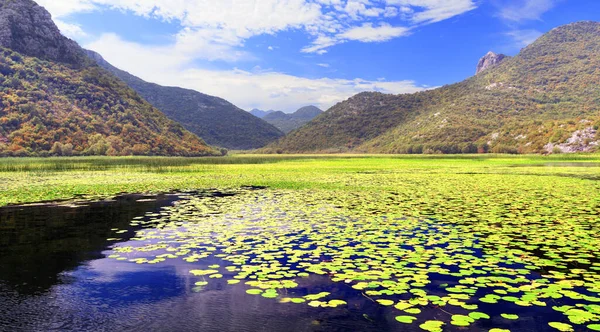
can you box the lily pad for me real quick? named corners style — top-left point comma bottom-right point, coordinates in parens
top-left (395, 316), bottom-right (417, 324)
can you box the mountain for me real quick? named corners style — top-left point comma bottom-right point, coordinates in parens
top-left (0, 0), bottom-right (219, 157)
top-left (0, 0), bottom-right (89, 67)
top-left (264, 22), bottom-right (600, 154)
top-left (250, 109), bottom-right (277, 118)
top-left (86, 51), bottom-right (284, 150)
top-left (293, 106), bottom-right (324, 119)
top-left (262, 106), bottom-right (323, 134)
top-left (476, 51), bottom-right (509, 75)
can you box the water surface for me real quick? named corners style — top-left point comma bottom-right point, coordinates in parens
top-left (1, 189), bottom-right (598, 332)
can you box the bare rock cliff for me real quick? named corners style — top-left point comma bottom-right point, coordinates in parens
top-left (0, 0), bottom-right (88, 66)
top-left (476, 51), bottom-right (509, 75)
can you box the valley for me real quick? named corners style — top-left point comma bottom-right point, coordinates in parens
top-left (1, 0), bottom-right (599, 331)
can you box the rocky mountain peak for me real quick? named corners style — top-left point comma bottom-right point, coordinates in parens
top-left (0, 0), bottom-right (88, 66)
top-left (476, 51), bottom-right (509, 75)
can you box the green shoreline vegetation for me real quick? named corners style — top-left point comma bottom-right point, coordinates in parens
top-left (0, 154), bottom-right (599, 206)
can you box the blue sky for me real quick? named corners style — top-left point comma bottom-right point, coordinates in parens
top-left (37, 0), bottom-right (600, 113)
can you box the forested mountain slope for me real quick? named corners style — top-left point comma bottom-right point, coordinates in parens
top-left (86, 51), bottom-right (284, 150)
top-left (265, 22), bottom-right (600, 154)
top-left (0, 0), bottom-right (218, 156)
top-left (262, 106), bottom-right (323, 134)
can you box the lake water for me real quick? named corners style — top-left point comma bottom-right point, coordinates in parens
top-left (0, 189), bottom-right (598, 332)
top-left (0, 192), bottom-right (398, 331)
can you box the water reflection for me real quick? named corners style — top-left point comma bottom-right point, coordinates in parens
top-left (0, 194), bottom-right (180, 295)
top-left (0, 193), bottom-right (403, 332)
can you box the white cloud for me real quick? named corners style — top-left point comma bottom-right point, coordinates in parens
top-left (384, 0), bottom-right (477, 24)
top-left (338, 23), bottom-right (409, 42)
top-left (301, 0), bottom-right (476, 53)
top-left (506, 29), bottom-right (543, 47)
top-left (35, 0), bottom-right (96, 18)
top-left (86, 35), bottom-right (427, 112)
top-left (55, 20), bottom-right (88, 39)
top-left (38, 0), bottom-right (473, 111)
top-left (493, 0), bottom-right (557, 48)
top-left (317, 63), bottom-right (330, 67)
top-left (38, 0), bottom-right (323, 60)
top-left (37, 0), bottom-right (478, 55)
top-left (301, 35), bottom-right (340, 54)
top-left (497, 0), bottom-right (557, 22)
top-left (38, 0), bottom-right (323, 34)
top-left (180, 68), bottom-right (426, 112)
top-left (383, 6), bottom-right (399, 17)
top-left (344, 0), bottom-right (383, 19)
top-left (302, 23), bottom-right (408, 53)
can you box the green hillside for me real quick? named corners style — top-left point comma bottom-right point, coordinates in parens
top-left (265, 22), bottom-right (600, 154)
top-left (86, 51), bottom-right (284, 150)
top-left (0, 0), bottom-right (218, 157)
top-left (0, 48), bottom-right (219, 156)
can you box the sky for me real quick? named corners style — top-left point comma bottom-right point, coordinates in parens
top-left (36, 0), bottom-right (600, 113)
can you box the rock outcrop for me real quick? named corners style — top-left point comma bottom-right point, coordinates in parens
top-left (476, 51), bottom-right (508, 75)
top-left (0, 0), bottom-right (88, 66)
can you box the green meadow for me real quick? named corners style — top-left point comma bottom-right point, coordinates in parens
top-left (1, 154), bottom-right (599, 206)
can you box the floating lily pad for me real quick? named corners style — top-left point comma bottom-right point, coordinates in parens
top-left (548, 322), bottom-right (573, 331)
top-left (395, 316), bottom-right (416, 324)
top-left (377, 299), bottom-right (394, 306)
top-left (419, 320), bottom-right (445, 332)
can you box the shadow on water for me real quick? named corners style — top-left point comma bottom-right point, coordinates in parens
top-left (0, 194), bottom-right (181, 295)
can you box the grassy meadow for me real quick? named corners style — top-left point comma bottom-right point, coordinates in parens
top-left (1, 154), bottom-right (599, 206)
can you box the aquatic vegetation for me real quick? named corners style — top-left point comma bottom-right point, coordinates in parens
top-left (1, 154), bottom-right (600, 206)
top-left (102, 179), bottom-right (600, 331)
top-left (2, 155), bottom-right (600, 330)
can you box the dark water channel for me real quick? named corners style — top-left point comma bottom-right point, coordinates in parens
top-left (0, 194), bottom-right (401, 332)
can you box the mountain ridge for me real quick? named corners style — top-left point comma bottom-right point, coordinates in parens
top-left (250, 109), bottom-right (277, 118)
top-left (0, 0), bottom-right (219, 156)
top-left (0, 0), bottom-right (89, 66)
top-left (85, 50), bottom-right (284, 150)
top-left (262, 106), bottom-right (323, 134)
top-left (264, 21), bottom-right (600, 154)
top-left (476, 51), bottom-right (509, 75)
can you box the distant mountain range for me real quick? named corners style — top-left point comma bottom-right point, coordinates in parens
top-left (264, 22), bottom-right (600, 154)
top-left (86, 51), bottom-right (284, 150)
top-left (0, 0), bottom-right (219, 156)
top-left (261, 106), bottom-right (323, 134)
top-left (1, 0), bottom-right (598, 156)
top-left (249, 109), bottom-right (277, 118)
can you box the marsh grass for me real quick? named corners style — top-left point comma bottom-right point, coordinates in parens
top-left (0, 154), bottom-right (599, 206)
top-left (1, 154), bottom-right (598, 173)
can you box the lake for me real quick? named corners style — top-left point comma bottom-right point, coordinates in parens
top-left (1, 186), bottom-right (599, 332)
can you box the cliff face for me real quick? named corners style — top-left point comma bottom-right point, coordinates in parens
top-left (476, 51), bottom-right (509, 75)
top-left (0, 0), bottom-right (89, 66)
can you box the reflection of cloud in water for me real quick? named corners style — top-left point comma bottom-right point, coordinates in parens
top-left (3, 259), bottom-right (399, 332)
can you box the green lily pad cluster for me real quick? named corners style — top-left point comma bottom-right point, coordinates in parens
top-left (107, 186), bottom-right (600, 331)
